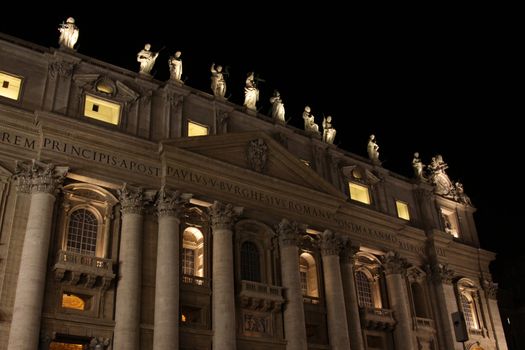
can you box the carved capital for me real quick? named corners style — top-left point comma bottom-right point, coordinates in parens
top-left (407, 266), bottom-right (426, 282)
top-left (277, 218), bottom-right (301, 246)
top-left (427, 263), bottom-right (455, 284)
top-left (14, 160), bottom-right (68, 195)
top-left (49, 61), bottom-right (75, 78)
top-left (320, 230), bottom-right (342, 256)
top-left (156, 186), bottom-right (192, 218)
top-left (382, 251), bottom-right (409, 275)
top-left (118, 183), bottom-right (145, 215)
top-left (208, 201), bottom-right (242, 231)
top-left (482, 279), bottom-right (498, 299)
top-left (340, 237), bottom-right (359, 264)
top-left (89, 337), bottom-right (111, 350)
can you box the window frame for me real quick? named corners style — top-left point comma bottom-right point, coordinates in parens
top-left (348, 181), bottom-right (371, 205)
top-left (395, 200), bottom-right (410, 221)
top-left (0, 70), bottom-right (24, 101)
top-left (83, 94), bottom-right (122, 126)
top-left (187, 120), bottom-right (209, 137)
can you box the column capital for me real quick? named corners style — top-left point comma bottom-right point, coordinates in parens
top-left (426, 263), bottom-right (455, 284)
top-left (208, 201), bottom-right (243, 230)
top-left (481, 278), bottom-right (498, 299)
top-left (382, 251), bottom-right (409, 276)
top-left (340, 237), bottom-right (359, 264)
top-left (320, 230), bottom-right (342, 256)
top-left (276, 218), bottom-right (301, 246)
top-left (118, 183), bottom-right (146, 215)
top-left (14, 160), bottom-right (68, 194)
top-left (156, 186), bottom-right (192, 218)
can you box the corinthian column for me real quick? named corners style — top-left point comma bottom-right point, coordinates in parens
top-left (208, 201), bottom-right (242, 350)
top-left (153, 188), bottom-right (192, 350)
top-left (277, 219), bottom-right (307, 350)
top-left (383, 251), bottom-right (416, 350)
top-left (113, 184), bottom-right (146, 350)
top-left (8, 161), bottom-right (68, 350)
top-left (341, 239), bottom-right (365, 350)
top-left (320, 231), bottom-right (351, 350)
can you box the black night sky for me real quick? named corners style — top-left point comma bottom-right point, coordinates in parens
top-left (0, 6), bottom-right (520, 262)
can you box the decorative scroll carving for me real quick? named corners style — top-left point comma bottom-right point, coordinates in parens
top-left (14, 160), bottom-right (68, 194)
top-left (382, 251), bottom-right (409, 275)
top-left (276, 218), bottom-right (301, 246)
top-left (320, 230), bottom-right (342, 256)
top-left (208, 201), bottom-right (242, 230)
top-left (156, 186), bottom-right (192, 218)
top-left (118, 183), bottom-right (145, 215)
top-left (427, 263), bottom-right (455, 284)
top-left (49, 61), bottom-right (76, 78)
top-left (247, 138), bottom-right (268, 173)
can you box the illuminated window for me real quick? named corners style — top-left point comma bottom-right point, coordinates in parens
top-left (61, 293), bottom-right (85, 310)
top-left (49, 343), bottom-right (84, 350)
top-left (349, 182), bottom-right (370, 204)
top-left (460, 293), bottom-right (479, 330)
top-left (396, 200), bottom-right (410, 220)
top-left (0, 71), bottom-right (22, 100)
top-left (84, 95), bottom-right (120, 125)
top-left (299, 253), bottom-right (319, 298)
top-left (67, 209), bottom-right (98, 256)
top-left (355, 270), bottom-right (373, 307)
top-left (181, 313), bottom-right (187, 323)
top-left (188, 121), bottom-right (209, 137)
top-left (182, 227), bottom-right (204, 284)
top-left (441, 208), bottom-right (459, 238)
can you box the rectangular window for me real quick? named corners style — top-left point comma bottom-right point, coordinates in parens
top-left (300, 271), bottom-right (308, 295)
top-left (0, 71), bottom-right (22, 100)
top-left (182, 248), bottom-right (195, 276)
top-left (349, 182), bottom-right (370, 204)
top-left (396, 200), bottom-right (410, 220)
top-left (188, 120), bottom-right (209, 136)
top-left (84, 95), bottom-right (120, 125)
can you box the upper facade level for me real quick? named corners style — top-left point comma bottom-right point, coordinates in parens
top-left (0, 32), bottom-right (479, 248)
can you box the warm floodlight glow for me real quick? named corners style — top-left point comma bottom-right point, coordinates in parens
top-left (84, 95), bottom-right (120, 125)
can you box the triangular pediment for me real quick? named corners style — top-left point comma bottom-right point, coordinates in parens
top-left (162, 132), bottom-right (344, 198)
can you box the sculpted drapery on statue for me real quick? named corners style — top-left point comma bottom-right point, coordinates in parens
top-left (302, 106), bottom-right (320, 135)
top-left (322, 116), bottom-right (336, 144)
top-left (168, 51), bottom-right (183, 81)
top-left (137, 43), bottom-right (159, 75)
top-left (427, 154), bottom-right (453, 196)
top-left (210, 63), bottom-right (227, 97)
top-left (243, 72), bottom-right (259, 110)
top-left (269, 90), bottom-right (285, 123)
top-left (58, 17), bottom-right (79, 49)
top-left (412, 152), bottom-right (426, 181)
top-left (367, 134), bottom-right (380, 164)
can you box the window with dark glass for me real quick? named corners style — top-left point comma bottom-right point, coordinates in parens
top-left (66, 209), bottom-right (98, 255)
top-left (240, 241), bottom-right (261, 282)
top-left (356, 270), bottom-right (374, 307)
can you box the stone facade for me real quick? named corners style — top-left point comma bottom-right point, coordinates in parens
top-left (0, 33), bottom-right (508, 350)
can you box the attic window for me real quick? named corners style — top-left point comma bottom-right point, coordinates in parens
top-left (188, 121), bottom-right (209, 137)
top-left (349, 182), bottom-right (370, 205)
top-left (395, 200), bottom-right (410, 220)
top-left (84, 95), bottom-right (120, 125)
top-left (0, 71), bottom-right (22, 100)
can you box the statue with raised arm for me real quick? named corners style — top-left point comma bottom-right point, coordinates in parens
top-left (244, 72), bottom-right (259, 110)
top-left (367, 134), bottom-right (380, 164)
top-left (210, 63), bottom-right (226, 97)
top-left (302, 106), bottom-right (320, 135)
top-left (412, 152), bottom-right (426, 181)
top-left (137, 43), bottom-right (159, 75)
top-left (168, 51), bottom-right (183, 81)
top-left (269, 90), bottom-right (285, 123)
top-left (322, 116), bottom-right (336, 144)
top-left (58, 17), bottom-right (79, 49)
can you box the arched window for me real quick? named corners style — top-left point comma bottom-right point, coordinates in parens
top-left (411, 282), bottom-right (429, 318)
top-left (460, 293), bottom-right (479, 330)
top-left (241, 241), bottom-right (261, 282)
top-left (299, 252), bottom-right (319, 297)
top-left (182, 227), bottom-right (204, 280)
top-left (356, 270), bottom-right (374, 308)
top-left (67, 209), bottom-right (98, 256)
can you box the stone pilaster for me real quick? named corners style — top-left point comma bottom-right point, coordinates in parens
top-left (383, 251), bottom-right (417, 350)
top-left (320, 230), bottom-right (351, 350)
top-left (277, 219), bottom-right (308, 350)
top-left (153, 188), bottom-right (192, 350)
top-left (341, 239), bottom-right (365, 350)
top-left (8, 161), bottom-right (68, 350)
top-left (113, 184), bottom-right (146, 350)
top-left (208, 201), bottom-right (242, 350)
